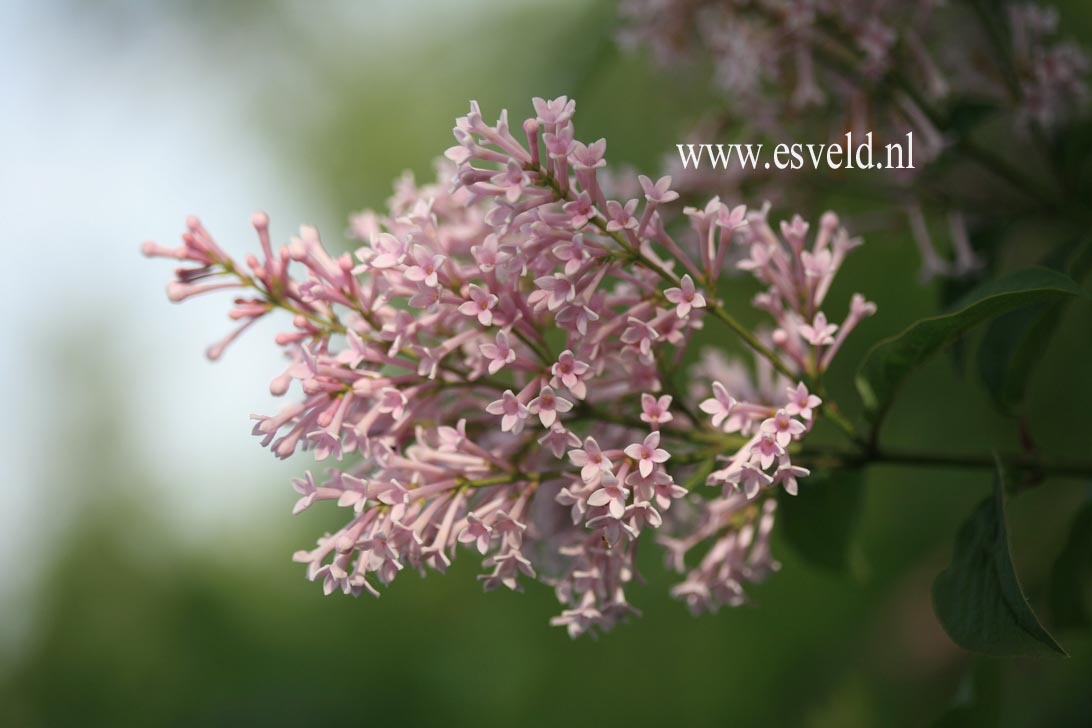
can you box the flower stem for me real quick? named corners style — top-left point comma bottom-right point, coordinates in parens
top-left (705, 302), bottom-right (796, 380)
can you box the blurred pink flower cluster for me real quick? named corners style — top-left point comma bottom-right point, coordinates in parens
top-left (619, 0), bottom-right (1088, 135)
top-left (620, 1), bottom-right (1089, 284)
top-left (145, 97), bottom-right (873, 636)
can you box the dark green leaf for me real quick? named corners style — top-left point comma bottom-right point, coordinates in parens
top-left (977, 234), bottom-right (1092, 413)
top-left (777, 468), bottom-right (864, 573)
top-left (937, 274), bottom-right (984, 377)
top-left (977, 302), bottom-right (1062, 413)
top-left (937, 224), bottom-right (998, 376)
top-left (932, 460), bottom-right (1067, 656)
top-left (1049, 501), bottom-right (1092, 631)
top-left (931, 659), bottom-right (1002, 728)
top-left (857, 267), bottom-right (1085, 423)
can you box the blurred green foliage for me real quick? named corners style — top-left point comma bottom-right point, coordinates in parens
top-left (3, 1), bottom-right (1092, 725)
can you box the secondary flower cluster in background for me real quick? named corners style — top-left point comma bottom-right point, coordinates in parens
top-left (620, 0), bottom-right (1088, 132)
top-left (144, 96), bottom-right (874, 636)
top-left (619, 0), bottom-right (1090, 282)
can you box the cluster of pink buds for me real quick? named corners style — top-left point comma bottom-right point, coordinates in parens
top-left (734, 205), bottom-right (877, 378)
top-left (144, 96), bottom-right (874, 636)
top-left (690, 205), bottom-right (875, 539)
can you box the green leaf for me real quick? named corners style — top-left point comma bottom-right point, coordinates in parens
top-left (937, 269), bottom-right (989, 377)
top-left (777, 468), bottom-right (864, 573)
top-left (932, 460), bottom-right (1067, 656)
top-left (1049, 501), bottom-right (1092, 631)
top-left (857, 267), bottom-right (1085, 423)
top-left (937, 222), bottom-right (1002, 377)
top-left (931, 660), bottom-right (1001, 728)
top-left (977, 235), bottom-right (1092, 413)
top-left (977, 301), bottom-right (1062, 412)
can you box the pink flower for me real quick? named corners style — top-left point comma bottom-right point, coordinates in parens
top-left (699, 381), bottom-right (736, 428)
top-left (761, 410), bottom-right (806, 447)
top-left (458, 512), bottom-right (493, 555)
top-left (493, 510), bottom-right (528, 545)
top-left (551, 350), bottom-right (590, 399)
top-left (491, 160), bottom-right (528, 204)
top-left (638, 174), bottom-right (679, 204)
top-left (801, 248), bottom-right (833, 280)
top-left (784, 383), bottom-right (821, 420)
top-left (621, 317), bottom-right (659, 357)
top-left (624, 432), bottom-right (671, 478)
top-left (556, 483), bottom-right (588, 525)
top-left (458, 283), bottom-right (499, 326)
top-left (752, 433), bottom-right (785, 470)
top-left (775, 459), bottom-right (810, 496)
top-left (403, 244), bottom-right (447, 287)
top-left (568, 437), bottom-right (613, 482)
top-left (480, 330), bottom-right (517, 374)
top-left (570, 138), bottom-right (606, 169)
top-left (532, 95), bottom-right (576, 126)
top-left (562, 195), bottom-right (595, 229)
top-left (713, 203), bottom-right (747, 232)
top-left (799, 312), bottom-right (838, 346)
top-left (640, 393), bottom-right (674, 427)
top-left (850, 293), bottom-right (878, 319)
top-left (485, 390), bottom-right (528, 433)
top-left (539, 424), bottom-right (580, 458)
top-left (471, 234), bottom-right (500, 272)
top-left (554, 233), bottom-right (591, 276)
top-left (530, 274), bottom-right (576, 311)
top-left (369, 232), bottom-right (406, 268)
top-left (735, 463), bottom-right (775, 499)
top-left (336, 329), bottom-right (369, 368)
top-left (408, 283), bottom-right (440, 310)
top-left (544, 125), bottom-right (575, 159)
top-left (376, 387), bottom-right (408, 420)
top-left (437, 419), bottom-right (468, 451)
top-left (649, 472), bottom-right (687, 510)
top-left (586, 472), bottom-right (630, 518)
top-left (664, 274), bottom-right (707, 318)
top-left (604, 199), bottom-right (639, 231)
top-left (527, 385), bottom-right (573, 428)
top-left (625, 499), bottom-right (663, 529)
top-left (736, 242), bottom-right (772, 273)
top-left (480, 549), bottom-right (536, 592)
top-left (555, 302), bottom-right (598, 336)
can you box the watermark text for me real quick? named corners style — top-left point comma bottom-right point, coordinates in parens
top-left (676, 132), bottom-right (915, 172)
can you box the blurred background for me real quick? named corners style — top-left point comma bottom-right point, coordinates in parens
top-left (1, 1), bottom-right (1090, 725)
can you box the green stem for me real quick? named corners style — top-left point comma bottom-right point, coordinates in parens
top-left (706, 302), bottom-right (797, 381)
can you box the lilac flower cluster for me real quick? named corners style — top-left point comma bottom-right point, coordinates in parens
top-left (619, 0), bottom-right (949, 157)
top-left (144, 97), bottom-right (874, 636)
top-left (619, 0), bottom-right (1089, 135)
top-left (620, 1), bottom-right (1089, 285)
top-left (1007, 3), bottom-right (1091, 128)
